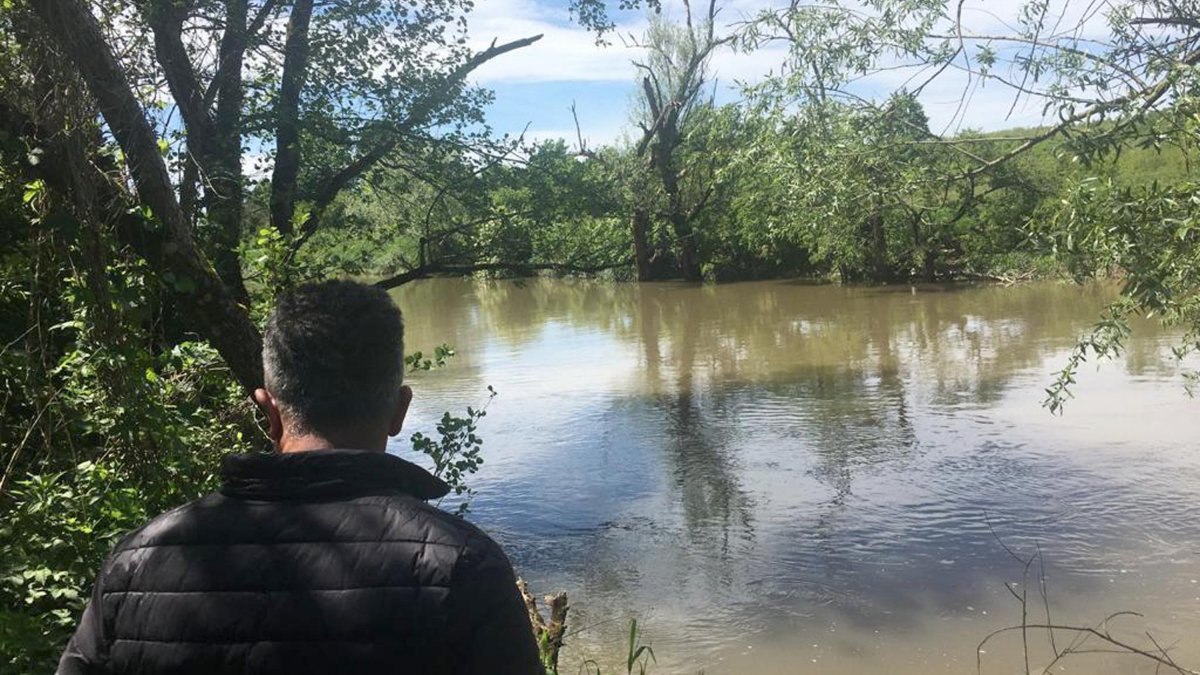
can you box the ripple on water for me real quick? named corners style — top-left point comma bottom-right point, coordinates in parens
top-left (391, 279), bottom-right (1200, 674)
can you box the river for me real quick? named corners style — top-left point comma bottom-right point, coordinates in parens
top-left (388, 278), bottom-right (1200, 674)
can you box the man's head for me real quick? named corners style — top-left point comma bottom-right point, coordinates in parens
top-left (254, 280), bottom-right (411, 453)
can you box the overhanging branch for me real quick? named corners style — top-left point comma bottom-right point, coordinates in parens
top-left (290, 33), bottom-right (544, 251)
top-left (373, 259), bottom-right (627, 290)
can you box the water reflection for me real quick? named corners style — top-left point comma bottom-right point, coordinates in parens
top-left (398, 280), bottom-right (1161, 395)
top-left (391, 279), bottom-right (1200, 674)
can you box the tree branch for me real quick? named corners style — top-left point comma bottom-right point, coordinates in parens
top-left (268, 0), bottom-right (315, 235)
top-left (290, 33), bottom-right (544, 250)
top-left (373, 259), bottom-right (628, 290)
top-left (147, 6), bottom-right (217, 163)
top-left (202, 0), bottom-right (280, 108)
top-left (0, 97), bottom-right (264, 394)
top-left (963, 43), bottom-right (1200, 179)
top-left (1129, 16), bottom-right (1200, 31)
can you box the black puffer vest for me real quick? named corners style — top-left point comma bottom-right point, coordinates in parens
top-left (57, 450), bottom-right (542, 675)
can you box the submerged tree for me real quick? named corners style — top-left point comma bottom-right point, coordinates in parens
top-left (626, 0), bottom-right (730, 281)
top-left (570, 0), bottom-right (732, 281)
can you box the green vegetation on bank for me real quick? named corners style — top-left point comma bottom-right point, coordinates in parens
top-left (304, 94), bottom-right (1197, 289)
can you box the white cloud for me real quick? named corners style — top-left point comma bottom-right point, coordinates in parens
top-left (466, 0), bottom-right (786, 86)
top-left (472, 0), bottom-right (1128, 136)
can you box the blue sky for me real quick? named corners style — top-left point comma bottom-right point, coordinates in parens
top-left (464, 0), bottom-right (1103, 145)
top-left (468, 0), bottom-right (800, 145)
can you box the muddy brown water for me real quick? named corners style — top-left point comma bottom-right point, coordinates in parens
top-left (389, 278), bottom-right (1200, 674)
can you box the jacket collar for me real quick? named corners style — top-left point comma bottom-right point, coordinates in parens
top-left (219, 449), bottom-right (450, 502)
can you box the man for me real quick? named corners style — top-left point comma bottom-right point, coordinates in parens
top-left (58, 280), bottom-right (543, 674)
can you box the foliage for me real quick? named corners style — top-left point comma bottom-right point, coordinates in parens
top-left (2, 462), bottom-right (152, 671)
top-left (405, 344), bottom-right (457, 372)
top-left (410, 388), bottom-right (496, 515)
top-left (734, 0), bottom-right (1200, 399)
top-left (568, 0), bottom-right (662, 38)
top-left (0, 228), bottom-right (253, 672)
top-left (1042, 300), bottom-right (1136, 414)
top-left (1040, 175), bottom-right (1200, 409)
top-left (405, 346), bottom-right (494, 515)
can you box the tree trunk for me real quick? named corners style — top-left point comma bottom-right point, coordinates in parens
top-left (866, 207), bottom-right (889, 283)
top-left (631, 208), bottom-right (654, 281)
top-left (651, 125), bottom-right (703, 282)
top-left (669, 211), bottom-right (702, 282)
top-left (20, 0), bottom-right (264, 393)
top-left (269, 0), bottom-right (315, 236)
top-left (909, 212), bottom-right (937, 282)
top-left (209, 0), bottom-right (249, 304)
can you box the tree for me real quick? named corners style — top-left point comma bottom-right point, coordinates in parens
top-left (737, 91), bottom-right (1025, 282)
top-left (1, 4), bottom-right (546, 665)
top-left (2, 0), bottom-right (541, 392)
top-left (570, 0), bottom-right (730, 281)
top-left (629, 1), bottom-right (729, 281)
top-left (305, 138), bottom-right (632, 288)
top-left (741, 0), bottom-right (1200, 399)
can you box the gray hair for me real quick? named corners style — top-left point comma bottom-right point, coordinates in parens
top-left (262, 280), bottom-right (404, 434)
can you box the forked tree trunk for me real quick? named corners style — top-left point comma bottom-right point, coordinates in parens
top-left (22, 0), bottom-right (265, 393)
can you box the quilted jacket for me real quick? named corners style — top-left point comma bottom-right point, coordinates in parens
top-left (56, 449), bottom-right (543, 675)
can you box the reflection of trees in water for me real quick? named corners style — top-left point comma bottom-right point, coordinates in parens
top-left (394, 277), bottom-right (1182, 544)
top-left (395, 278), bottom-right (1182, 533)
top-left (393, 279), bottom-right (642, 372)
top-left (394, 278), bottom-right (1177, 404)
top-left (636, 285), bottom-right (664, 392)
top-left (653, 388), bottom-right (755, 558)
top-left (782, 361), bottom-right (917, 587)
top-left (394, 277), bottom-right (1175, 561)
top-left (641, 284), bottom-right (755, 565)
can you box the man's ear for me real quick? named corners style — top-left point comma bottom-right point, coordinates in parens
top-left (253, 388), bottom-right (284, 444)
top-left (388, 385), bottom-right (413, 437)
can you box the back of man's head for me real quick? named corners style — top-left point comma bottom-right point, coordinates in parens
top-left (263, 280), bottom-right (404, 436)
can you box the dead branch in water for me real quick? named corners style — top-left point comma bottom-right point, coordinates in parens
top-left (980, 515), bottom-right (1197, 674)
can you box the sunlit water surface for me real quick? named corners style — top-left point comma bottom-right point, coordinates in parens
top-left (388, 279), bottom-right (1200, 674)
